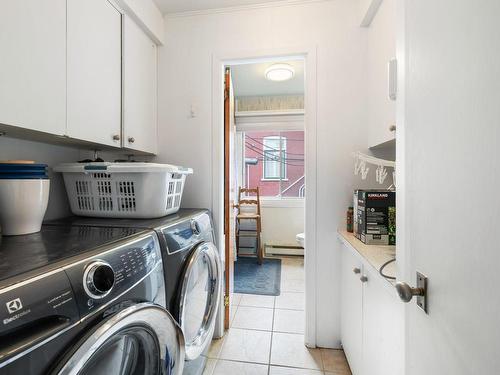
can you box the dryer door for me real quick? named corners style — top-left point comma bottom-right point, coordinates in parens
top-left (53, 303), bottom-right (185, 375)
top-left (178, 241), bottom-right (222, 361)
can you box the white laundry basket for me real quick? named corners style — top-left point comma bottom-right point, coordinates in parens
top-left (54, 162), bottom-right (193, 218)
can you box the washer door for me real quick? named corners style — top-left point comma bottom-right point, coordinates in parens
top-left (178, 242), bottom-right (222, 361)
top-left (53, 303), bottom-right (185, 375)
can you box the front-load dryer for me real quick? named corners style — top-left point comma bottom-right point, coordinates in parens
top-left (46, 209), bottom-right (222, 375)
top-left (0, 225), bottom-right (184, 375)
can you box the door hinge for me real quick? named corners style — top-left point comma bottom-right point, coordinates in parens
top-left (224, 295), bottom-right (230, 307)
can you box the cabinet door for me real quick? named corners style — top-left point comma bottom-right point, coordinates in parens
top-left (340, 246), bottom-right (363, 375)
top-left (67, 0), bottom-right (122, 147)
top-left (122, 15), bottom-right (158, 154)
top-left (362, 267), bottom-right (404, 375)
top-left (0, 0), bottom-right (66, 135)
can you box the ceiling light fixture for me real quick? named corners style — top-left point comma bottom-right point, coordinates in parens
top-left (265, 63), bottom-right (295, 82)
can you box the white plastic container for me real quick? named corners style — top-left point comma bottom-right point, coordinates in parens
top-left (54, 162), bottom-right (193, 218)
top-left (0, 179), bottom-right (50, 235)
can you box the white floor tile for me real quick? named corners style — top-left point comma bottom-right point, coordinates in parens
top-left (207, 337), bottom-right (225, 359)
top-left (281, 277), bottom-right (305, 293)
top-left (202, 358), bottom-right (217, 375)
top-left (269, 366), bottom-right (323, 375)
top-left (280, 257), bottom-right (304, 267)
top-left (270, 333), bottom-right (322, 370)
top-left (212, 360), bottom-right (268, 375)
top-left (232, 306), bottom-right (274, 331)
top-left (232, 293), bottom-right (244, 306)
top-left (229, 305), bottom-right (238, 327)
top-left (219, 328), bottom-right (272, 364)
top-left (281, 264), bottom-right (304, 279)
top-left (240, 294), bottom-right (276, 308)
top-left (275, 292), bottom-right (304, 310)
top-left (273, 309), bottom-right (305, 334)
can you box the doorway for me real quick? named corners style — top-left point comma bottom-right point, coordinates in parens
top-left (223, 58), bottom-right (307, 338)
top-left (210, 47), bottom-right (318, 350)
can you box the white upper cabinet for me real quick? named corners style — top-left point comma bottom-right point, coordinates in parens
top-left (67, 0), bottom-right (122, 147)
top-left (365, 0), bottom-right (396, 148)
top-left (0, 0), bottom-right (66, 135)
top-left (122, 15), bottom-right (158, 154)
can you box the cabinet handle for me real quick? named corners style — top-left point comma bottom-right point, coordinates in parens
top-left (353, 268), bottom-right (361, 274)
top-left (128, 137), bottom-right (135, 144)
top-left (112, 134), bottom-right (120, 141)
top-left (360, 275), bottom-right (368, 283)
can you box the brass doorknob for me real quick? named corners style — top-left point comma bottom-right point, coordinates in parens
top-left (395, 282), bottom-right (425, 303)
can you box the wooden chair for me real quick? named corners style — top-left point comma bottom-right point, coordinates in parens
top-left (235, 187), bottom-right (264, 265)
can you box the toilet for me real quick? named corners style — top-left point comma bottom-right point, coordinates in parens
top-left (296, 233), bottom-right (305, 248)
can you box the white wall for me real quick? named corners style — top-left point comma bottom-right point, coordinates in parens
top-left (261, 204), bottom-right (304, 247)
top-left (157, 0), bottom-right (370, 347)
top-left (115, 0), bottom-right (165, 44)
top-left (366, 0), bottom-right (396, 147)
top-left (0, 137), bottom-right (79, 220)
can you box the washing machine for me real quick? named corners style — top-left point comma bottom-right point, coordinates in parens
top-left (0, 225), bottom-right (184, 375)
top-left (45, 209), bottom-right (222, 375)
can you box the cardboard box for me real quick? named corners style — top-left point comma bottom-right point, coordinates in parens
top-left (356, 190), bottom-right (396, 245)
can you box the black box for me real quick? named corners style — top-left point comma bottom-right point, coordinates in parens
top-left (355, 190), bottom-right (396, 245)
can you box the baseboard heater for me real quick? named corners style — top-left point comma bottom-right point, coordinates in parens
top-left (265, 243), bottom-right (304, 256)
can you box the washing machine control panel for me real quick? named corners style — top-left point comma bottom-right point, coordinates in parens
top-left (65, 232), bottom-right (163, 315)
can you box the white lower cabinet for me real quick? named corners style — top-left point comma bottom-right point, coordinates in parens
top-left (340, 248), bottom-right (364, 375)
top-left (340, 243), bottom-right (404, 375)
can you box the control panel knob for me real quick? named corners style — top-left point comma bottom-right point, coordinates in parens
top-left (84, 261), bottom-right (115, 299)
top-left (190, 219), bottom-right (201, 235)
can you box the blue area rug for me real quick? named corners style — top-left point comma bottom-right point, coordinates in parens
top-left (234, 257), bottom-right (281, 296)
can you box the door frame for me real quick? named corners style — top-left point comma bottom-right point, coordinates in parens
top-left (210, 45), bottom-right (318, 346)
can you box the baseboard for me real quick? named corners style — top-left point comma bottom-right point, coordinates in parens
top-left (265, 244), bottom-right (304, 256)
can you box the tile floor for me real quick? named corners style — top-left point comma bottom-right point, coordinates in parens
top-left (203, 257), bottom-right (352, 375)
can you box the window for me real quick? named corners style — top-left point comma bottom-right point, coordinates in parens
top-left (242, 130), bottom-right (304, 198)
top-left (263, 136), bottom-right (287, 180)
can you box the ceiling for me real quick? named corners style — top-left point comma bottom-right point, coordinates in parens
top-left (230, 60), bottom-right (304, 97)
top-left (153, 0), bottom-right (288, 14)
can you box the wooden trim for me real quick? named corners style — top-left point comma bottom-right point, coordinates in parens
top-left (223, 67), bottom-right (231, 330)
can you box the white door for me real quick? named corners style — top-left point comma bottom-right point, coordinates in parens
top-left (67, 0), bottom-right (122, 147)
top-left (122, 15), bottom-right (158, 154)
top-left (0, 0), bottom-right (66, 135)
top-left (399, 1), bottom-right (500, 373)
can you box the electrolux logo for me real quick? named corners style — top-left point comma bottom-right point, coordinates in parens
top-left (6, 298), bottom-right (23, 314)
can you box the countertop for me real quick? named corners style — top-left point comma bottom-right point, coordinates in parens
top-left (338, 229), bottom-right (397, 285)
